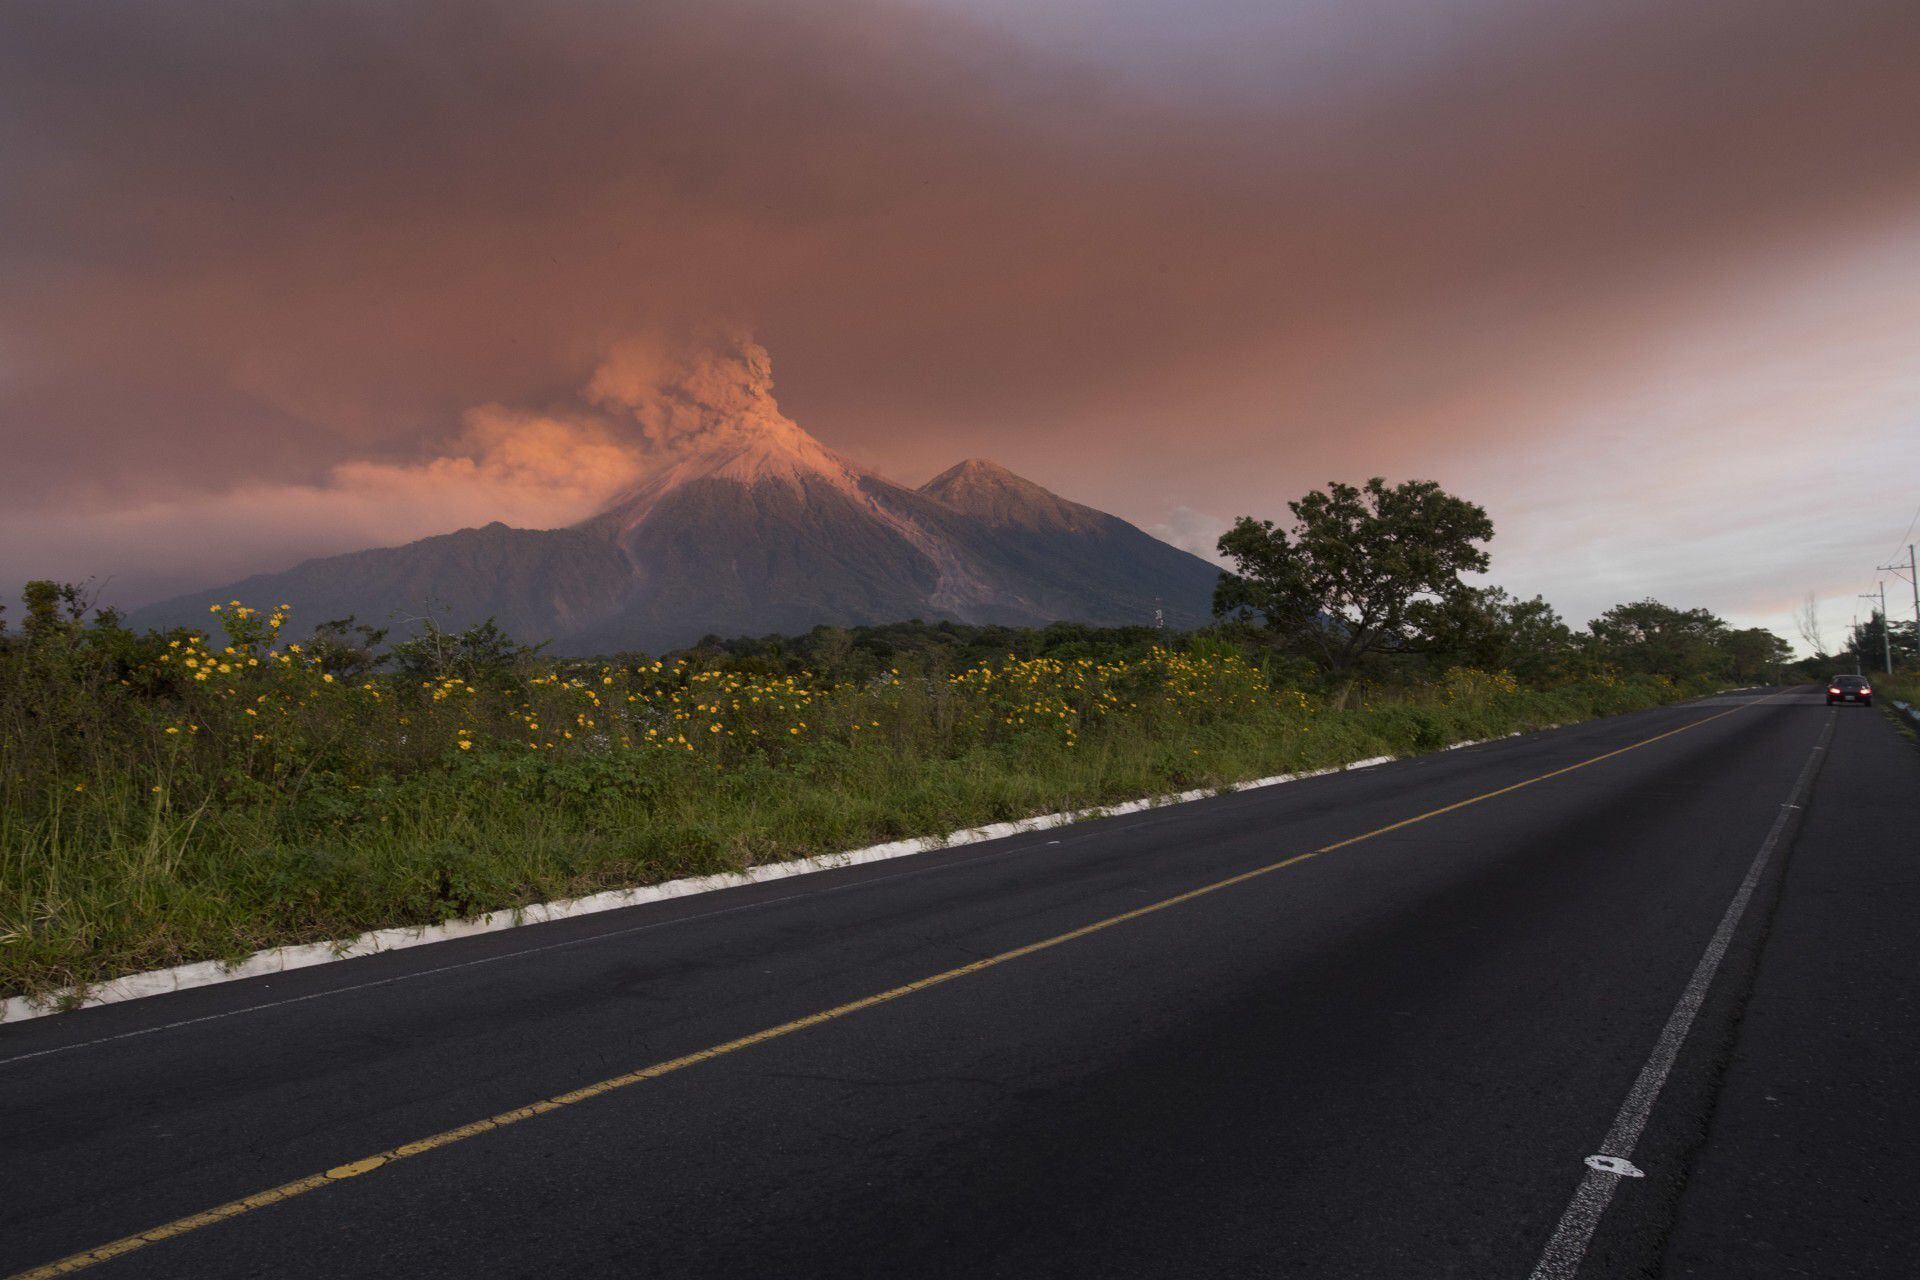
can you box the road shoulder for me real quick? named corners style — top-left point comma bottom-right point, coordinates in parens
top-left (1658, 709), bottom-right (1920, 1277)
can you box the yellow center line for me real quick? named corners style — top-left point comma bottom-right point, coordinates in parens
top-left (9, 699), bottom-right (1761, 1280)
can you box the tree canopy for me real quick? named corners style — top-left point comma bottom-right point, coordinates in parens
top-left (1408, 586), bottom-right (1572, 679)
top-left (1212, 477), bottom-right (1494, 680)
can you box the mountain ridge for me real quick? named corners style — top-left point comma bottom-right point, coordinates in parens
top-left (130, 341), bottom-right (1222, 652)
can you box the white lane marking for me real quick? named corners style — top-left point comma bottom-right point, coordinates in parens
top-left (1583, 1155), bottom-right (1643, 1178)
top-left (1526, 711), bottom-right (1835, 1280)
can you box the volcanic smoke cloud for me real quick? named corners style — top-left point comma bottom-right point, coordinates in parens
top-left (0, 330), bottom-right (849, 602)
top-left (589, 331), bottom-right (790, 456)
top-left (2, 0), bottom-right (1919, 634)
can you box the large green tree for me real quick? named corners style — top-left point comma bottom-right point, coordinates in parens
top-left (1586, 599), bottom-right (1727, 677)
top-left (1719, 627), bottom-right (1794, 683)
top-left (1844, 610), bottom-right (1917, 673)
top-left (1213, 478), bottom-right (1494, 690)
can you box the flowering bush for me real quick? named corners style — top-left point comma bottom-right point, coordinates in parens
top-left (0, 601), bottom-right (1705, 998)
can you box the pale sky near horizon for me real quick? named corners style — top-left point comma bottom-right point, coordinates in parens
top-left (3, 0), bottom-right (1917, 650)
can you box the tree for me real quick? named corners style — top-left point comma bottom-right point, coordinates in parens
top-left (20, 579), bottom-right (84, 643)
top-left (1794, 593), bottom-right (1828, 660)
top-left (390, 618), bottom-right (543, 683)
top-left (1844, 610), bottom-right (1916, 673)
top-left (308, 616), bottom-right (390, 679)
top-left (1410, 585), bottom-right (1573, 678)
top-left (1213, 478), bottom-right (1493, 695)
top-left (1719, 627), bottom-right (1793, 684)
top-left (1587, 600), bottom-right (1727, 677)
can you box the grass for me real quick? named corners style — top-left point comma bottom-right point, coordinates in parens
top-left (0, 608), bottom-right (1711, 1001)
top-left (1873, 671), bottom-right (1919, 701)
top-left (1873, 672), bottom-right (1920, 732)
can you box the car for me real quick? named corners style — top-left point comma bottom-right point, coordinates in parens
top-left (1826, 675), bottom-right (1873, 706)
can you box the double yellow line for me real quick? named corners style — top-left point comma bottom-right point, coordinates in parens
top-left (11, 701), bottom-right (1753, 1279)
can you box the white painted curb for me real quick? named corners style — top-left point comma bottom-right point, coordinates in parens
top-left (2, 753), bottom-right (1417, 1024)
top-left (17, 691), bottom-right (1748, 1025)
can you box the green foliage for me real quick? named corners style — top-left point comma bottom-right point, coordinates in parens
top-left (1587, 599), bottom-right (1791, 684)
top-left (1213, 477), bottom-right (1494, 679)
top-left (1588, 599), bottom-right (1726, 675)
top-left (308, 616), bottom-right (390, 679)
top-left (1410, 586), bottom-right (1574, 679)
top-left (21, 579), bottom-right (87, 642)
top-left (1718, 626), bottom-right (1795, 683)
top-left (1206, 480), bottom-right (1792, 692)
top-left (1842, 611), bottom-right (1918, 675)
top-left (659, 618), bottom-right (1177, 682)
top-left (389, 617), bottom-right (544, 682)
top-left (0, 579), bottom-right (1721, 1001)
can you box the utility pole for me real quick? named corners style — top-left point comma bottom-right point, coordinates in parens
top-left (1875, 544), bottom-right (1919, 671)
top-left (1883, 580), bottom-right (1894, 675)
top-left (1859, 585), bottom-right (1892, 675)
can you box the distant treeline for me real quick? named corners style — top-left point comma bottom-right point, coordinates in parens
top-left (0, 580), bottom-right (1797, 694)
top-left (4, 477), bottom-right (1827, 693)
top-left (630, 596), bottom-right (1795, 691)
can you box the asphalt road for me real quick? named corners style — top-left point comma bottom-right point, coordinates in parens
top-left (3, 687), bottom-right (1916, 1279)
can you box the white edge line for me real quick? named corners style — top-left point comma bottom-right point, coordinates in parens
top-left (16, 688), bottom-right (1761, 1026)
top-left (4, 750), bottom-right (1427, 1024)
top-left (1525, 708), bottom-right (1833, 1280)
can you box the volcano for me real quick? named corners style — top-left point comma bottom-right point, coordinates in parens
top-left (130, 341), bottom-right (1222, 652)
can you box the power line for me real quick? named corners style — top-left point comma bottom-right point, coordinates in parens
top-left (1891, 500), bottom-right (1920, 563)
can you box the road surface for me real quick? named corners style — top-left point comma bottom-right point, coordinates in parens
top-left (3, 687), bottom-right (1916, 1278)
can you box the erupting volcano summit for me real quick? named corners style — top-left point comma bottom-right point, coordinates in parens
top-left (132, 339), bottom-right (1223, 651)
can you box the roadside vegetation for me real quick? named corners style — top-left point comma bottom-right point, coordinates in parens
top-left (0, 479), bottom-right (1807, 1000)
top-left (1870, 671), bottom-right (1920, 708)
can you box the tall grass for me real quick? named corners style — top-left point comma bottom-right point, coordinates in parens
top-left (1874, 671), bottom-right (1920, 708)
top-left (0, 606), bottom-right (1704, 999)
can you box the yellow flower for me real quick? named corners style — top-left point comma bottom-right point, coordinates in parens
top-left (165, 726), bottom-right (180, 734)
top-left (458, 740), bottom-right (472, 750)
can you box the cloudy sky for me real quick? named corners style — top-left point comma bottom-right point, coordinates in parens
top-left (4, 0), bottom-right (1917, 648)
